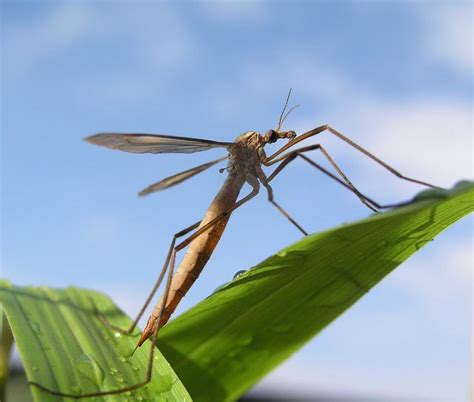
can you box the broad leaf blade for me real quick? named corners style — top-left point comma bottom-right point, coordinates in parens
top-left (159, 181), bottom-right (473, 402)
top-left (0, 284), bottom-right (191, 402)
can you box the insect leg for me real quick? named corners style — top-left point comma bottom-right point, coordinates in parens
top-left (265, 144), bottom-right (404, 211)
top-left (29, 232), bottom-right (180, 399)
top-left (31, 181), bottom-right (260, 398)
top-left (264, 124), bottom-right (440, 189)
top-left (254, 165), bottom-right (308, 235)
top-left (90, 220), bottom-right (202, 335)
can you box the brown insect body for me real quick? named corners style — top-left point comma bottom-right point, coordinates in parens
top-left (138, 131), bottom-right (268, 345)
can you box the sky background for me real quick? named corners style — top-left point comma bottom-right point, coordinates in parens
top-left (1, 1), bottom-right (472, 401)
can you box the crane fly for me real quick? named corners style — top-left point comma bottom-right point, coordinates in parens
top-left (30, 91), bottom-right (438, 398)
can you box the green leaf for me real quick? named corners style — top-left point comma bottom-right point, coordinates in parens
top-left (0, 284), bottom-right (191, 402)
top-left (158, 181), bottom-right (474, 402)
top-left (1, 309), bottom-right (14, 401)
top-left (2, 182), bottom-right (472, 402)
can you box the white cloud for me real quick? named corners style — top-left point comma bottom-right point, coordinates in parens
top-left (420, 3), bottom-right (473, 75)
top-left (349, 98), bottom-right (473, 196)
top-left (3, 3), bottom-right (95, 70)
top-left (390, 237), bottom-right (472, 317)
top-left (253, 358), bottom-right (433, 400)
top-left (130, 7), bottom-right (199, 71)
top-left (4, 3), bottom-right (199, 78)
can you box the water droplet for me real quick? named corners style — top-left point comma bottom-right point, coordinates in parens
top-left (233, 270), bottom-right (246, 280)
top-left (32, 366), bottom-right (39, 372)
top-left (109, 367), bottom-right (119, 376)
top-left (154, 374), bottom-right (173, 393)
top-left (114, 332), bottom-right (122, 339)
top-left (277, 250), bottom-right (288, 257)
top-left (124, 391), bottom-right (131, 396)
top-left (133, 366), bottom-right (140, 372)
top-left (76, 354), bottom-right (105, 385)
top-left (237, 334), bottom-right (253, 346)
top-left (117, 376), bottom-right (125, 383)
top-left (119, 356), bottom-right (127, 363)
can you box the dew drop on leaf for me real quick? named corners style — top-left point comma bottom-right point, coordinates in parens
top-left (233, 270), bottom-right (247, 280)
top-left (76, 354), bottom-right (105, 385)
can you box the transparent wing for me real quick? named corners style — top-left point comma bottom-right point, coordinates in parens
top-left (138, 156), bottom-right (228, 197)
top-left (85, 133), bottom-right (234, 154)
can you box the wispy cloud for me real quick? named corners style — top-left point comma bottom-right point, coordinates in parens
top-left (3, 3), bottom-right (95, 72)
top-left (4, 3), bottom-right (199, 84)
top-left (390, 237), bottom-right (472, 316)
top-left (128, 7), bottom-right (199, 71)
top-left (419, 3), bottom-right (473, 75)
top-left (350, 98), bottom-right (472, 195)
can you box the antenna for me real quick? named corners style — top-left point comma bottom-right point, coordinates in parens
top-left (276, 89), bottom-right (299, 131)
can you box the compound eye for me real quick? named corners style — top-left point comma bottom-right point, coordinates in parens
top-left (264, 129), bottom-right (278, 143)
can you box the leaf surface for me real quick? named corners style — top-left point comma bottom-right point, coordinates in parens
top-left (158, 181), bottom-right (474, 402)
top-left (0, 284), bottom-right (191, 402)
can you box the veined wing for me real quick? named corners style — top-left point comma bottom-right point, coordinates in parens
top-left (85, 133), bottom-right (234, 154)
top-left (138, 156), bottom-right (228, 197)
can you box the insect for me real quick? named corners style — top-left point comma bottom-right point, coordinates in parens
top-left (30, 91), bottom-right (437, 398)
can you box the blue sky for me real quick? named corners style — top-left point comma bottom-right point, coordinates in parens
top-left (2, 1), bottom-right (472, 400)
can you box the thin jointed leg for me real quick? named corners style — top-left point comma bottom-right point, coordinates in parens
top-left (266, 144), bottom-right (378, 212)
top-left (267, 144), bottom-right (415, 210)
top-left (260, 178), bottom-right (308, 235)
top-left (30, 185), bottom-right (259, 399)
top-left (264, 124), bottom-right (439, 189)
top-left (90, 219), bottom-right (202, 335)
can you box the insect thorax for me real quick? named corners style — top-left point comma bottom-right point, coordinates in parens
top-left (227, 131), bottom-right (265, 175)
